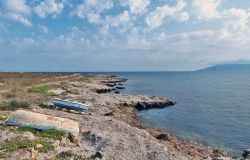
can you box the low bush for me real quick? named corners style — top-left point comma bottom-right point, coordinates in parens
top-left (0, 139), bottom-right (54, 158)
top-left (49, 150), bottom-right (90, 160)
top-left (0, 100), bottom-right (30, 111)
top-left (28, 85), bottom-right (59, 96)
top-left (18, 127), bottom-right (67, 140)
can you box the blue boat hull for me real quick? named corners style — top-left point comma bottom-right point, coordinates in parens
top-left (53, 98), bottom-right (89, 111)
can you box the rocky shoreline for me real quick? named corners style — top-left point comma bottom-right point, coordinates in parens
top-left (0, 73), bottom-right (244, 159)
top-left (82, 75), bottom-right (230, 159)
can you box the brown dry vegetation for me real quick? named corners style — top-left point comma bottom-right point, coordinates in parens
top-left (0, 72), bottom-right (96, 110)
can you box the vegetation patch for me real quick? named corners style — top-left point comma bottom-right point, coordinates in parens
top-left (0, 139), bottom-right (54, 158)
top-left (2, 91), bottom-right (16, 98)
top-left (38, 103), bottom-right (56, 110)
top-left (0, 77), bottom-right (4, 83)
top-left (49, 150), bottom-right (90, 160)
top-left (28, 85), bottom-right (59, 95)
top-left (18, 127), bottom-right (67, 140)
top-left (79, 77), bottom-right (92, 84)
top-left (0, 100), bottom-right (30, 111)
top-left (89, 98), bottom-right (96, 103)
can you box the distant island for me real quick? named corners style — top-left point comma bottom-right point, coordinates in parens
top-left (197, 64), bottom-right (250, 72)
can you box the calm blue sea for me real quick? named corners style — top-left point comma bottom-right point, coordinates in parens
top-left (112, 70), bottom-right (250, 156)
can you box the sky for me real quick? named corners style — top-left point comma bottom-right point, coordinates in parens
top-left (0, 0), bottom-right (250, 71)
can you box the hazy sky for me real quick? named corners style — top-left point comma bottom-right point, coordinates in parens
top-left (0, 0), bottom-right (250, 71)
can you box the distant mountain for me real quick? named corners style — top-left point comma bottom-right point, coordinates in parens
top-left (197, 64), bottom-right (250, 72)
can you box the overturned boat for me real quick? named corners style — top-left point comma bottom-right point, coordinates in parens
top-left (53, 98), bottom-right (89, 112)
top-left (5, 109), bottom-right (79, 135)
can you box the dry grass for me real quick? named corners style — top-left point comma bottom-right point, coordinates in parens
top-left (28, 84), bottom-right (59, 95)
top-left (18, 126), bottom-right (67, 140)
top-left (49, 150), bottom-right (90, 160)
top-left (0, 139), bottom-right (54, 158)
top-left (0, 72), bottom-right (98, 111)
top-left (0, 99), bottom-right (30, 111)
top-left (0, 72), bottom-right (86, 92)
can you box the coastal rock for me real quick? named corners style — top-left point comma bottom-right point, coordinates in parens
top-left (82, 130), bottom-right (104, 146)
top-left (242, 148), bottom-right (250, 158)
top-left (87, 83), bottom-right (115, 93)
top-left (68, 80), bottom-right (176, 110)
top-left (212, 149), bottom-right (228, 157)
top-left (135, 100), bottom-right (176, 110)
top-left (68, 132), bottom-right (79, 144)
top-left (116, 86), bottom-right (125, 90)
top-left (156, 133), bottom-right (171, 141)
top-left (114, 90), bottom-right (120, 94)
top-left (103, 110), bottom-right (115, 116)
top-left (100, 77), bottom-right (127, 83)
top-left (105, 83), bottom-right (115, 87)
top-left (96, 87), bottom-right (115, 94)
top-left (92, 151), bottom-right (103, 159)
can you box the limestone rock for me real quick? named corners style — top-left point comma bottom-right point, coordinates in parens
top-left (243, 148), bottom-right (250, 158)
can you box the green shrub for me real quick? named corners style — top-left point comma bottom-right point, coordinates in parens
top-left (49, 150), bottom-right (90, 160)
top-left (0, 100), bottom-right (30, 111)
top-left (40, 130), bottom-right (67, 140)
top-left (79, 78), bottom-right (92, 84)
top-left (18, 127), bottom-right (67, 140)
top-left (0, 139), bottom-right (54, 158)
top-left (28, 85), bottom-right (59, 95)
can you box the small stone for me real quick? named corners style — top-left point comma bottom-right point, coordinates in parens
top-left (53, 140), bottom-right (60, 150)
top-left (212, 149), bottom-right (228, 157)
top-left (36, 144), bottom-right (43, 149)
top-left (68, 133), bottom-right (79, 144)
top-left (28, 147), bottom-right (37, 159)
top-left (114, 90), bottom-right (120, 94)
top-left (156, 133), bottom-right (171, 141)
top-left (103, 110), bottom-right (114, 116)
top-left (116, 86), bottom-right (125, 90)
top-left (60, 137), bottom-right (68, 147)
top-left (91, 151), bottom-right (103, 159)
top-left (123, 102), bottom-right (129, 106)
top-left (0, 115), bottom-right (7, 121)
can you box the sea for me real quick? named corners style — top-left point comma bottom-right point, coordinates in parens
top-left (110, 70), bottom-right (250, 156)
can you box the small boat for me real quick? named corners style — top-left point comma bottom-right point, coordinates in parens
top-left (6, 110), bottom-right (79, 135)
top-left (53, 98), bottom-right (89, 112)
